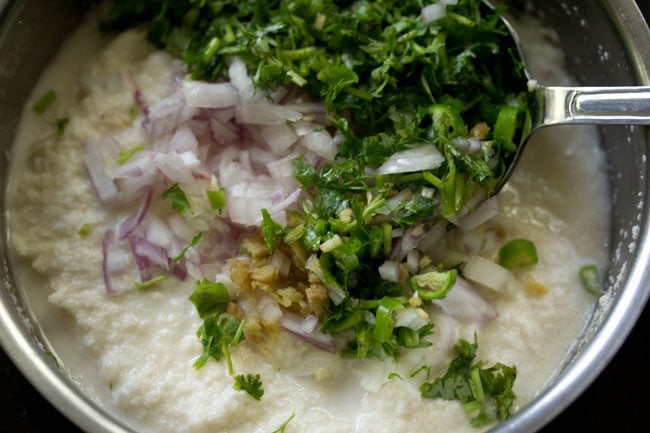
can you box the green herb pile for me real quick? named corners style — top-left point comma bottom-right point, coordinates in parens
top-left (105, 0), bottom-right (527, 425)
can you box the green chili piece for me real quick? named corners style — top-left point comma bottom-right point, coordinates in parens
top-left (498, 239), bottom-right (538, 269)
top-left (410, 269), bottom-right (457, 300)
top-left (494, 105), bottom-right (520, 153)
top-left (579, 264), bottom-right (601, 297)
top-left (32, 90), bottom-right (57, 114)
top-left (373, 297), bottom-right (404, 344)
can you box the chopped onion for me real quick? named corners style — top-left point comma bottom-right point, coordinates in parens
top-left (235, 102), bottom-right (302, 125)
top-left (301, 129), bottom-right (337, 161)
top-left (102, 230), bottom-right (116, 294)
top-left (305, 254), bottom-right (346, 305)
top-left (153, 152), bottom-right (196, 184)
top-left (433, 276), bottom-right (497, 323)
top-left (261, 124), bottom-right (299, 154)
top-left (421, 3), bottom-right (447, 24)
top-left (210, 118), bottom-right (239, 143)
top-left (257, 296), bottom-right (283, 326)
top-left (375, 145), bottom-right (444, 175)
top-left (280, 311), bottom-right (337, 353)
top-left (395, 307), bottom-right (429, 330)
top-left (263, 188), bottom-right (301, 218)
top-left (300, 315), bottom-right (319, 334)
top-left (407, 249), bottom-right (420, 274)
top-left (130, 234), bottom-right (170, 270)
top-left (83, 139), bottom-right (118, 203)
top-left (267, 152), bottom-right (299, 180)
top-left (269, 250), bottom-right (292, 278)
top-left (463, 255), bottom-right (512, 292)
top-left (418, 220), bottom-right (447, 253)
top-left (182, 80), bottom-right (238, 108)
top-left (118, 188), bottom-right (153, 239)
top-left (169, 125), bottom-right (198, 153)
top-left (456, 196), bottom-right (499, 232)
top-left (378, 261), bottom-right (401, 283)
top-left (228, 57), bottom-right (259, 103)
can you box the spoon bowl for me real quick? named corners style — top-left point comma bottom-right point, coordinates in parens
top-left (485, 0), bottom-right (650, 192)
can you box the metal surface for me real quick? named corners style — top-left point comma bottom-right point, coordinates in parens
top-left (0, 1), bottom-right (649, 433)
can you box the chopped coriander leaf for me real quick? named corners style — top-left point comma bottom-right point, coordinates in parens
top-left (271, 413), bottom-right (296, 433)
top-left (387, 372), bottom-right (403, 380)
top-left (579, 264), bottom-right (601, 297)
top-left (78, 223), bottom-right (91, 238)
top-left (52, 117), bottom-right (69, 136)
top-left (32, 90), bottom-right (57, 114)
top-left (193, 312), bottom-right (244, 369)
top-left (172, 232), bottom-right (203, 262)
top-left (162, 183), bottom-right (191, 214)
top-left (117, 145), bottom-right (145, 165)
top-left (134, 275), bottom-right (167, 291)
top-left (498, 239), bottom-right (538, 269)
top-left (189, 279), bottom-right (230, 318)
top-left (261, 209), bottom-right (284, 253)
top-left (409, 365), bottom-right (431, 380)
top-left (420, 337), bottom-right (517, 426)
top-left (233, 374), bottom-right (264, 401)
top-left (206, 189), bottom-right (227, 212)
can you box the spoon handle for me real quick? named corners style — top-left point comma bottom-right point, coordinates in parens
top-left (538, 86), bottom-right (650, 125)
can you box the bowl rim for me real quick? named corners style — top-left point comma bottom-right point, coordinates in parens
top-left (1, 1), bottom-right (650, 433)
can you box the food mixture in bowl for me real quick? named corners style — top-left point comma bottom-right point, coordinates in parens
top-left (6, 1), bottom-right (610, 432)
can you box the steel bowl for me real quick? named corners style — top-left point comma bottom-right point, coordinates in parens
top-left (1, 0), bottom-right (649, 432)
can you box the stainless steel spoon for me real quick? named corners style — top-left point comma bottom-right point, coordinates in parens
top-left (485, 0), bottom-right (650, 191)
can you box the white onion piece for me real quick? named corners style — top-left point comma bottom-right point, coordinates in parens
top-left (131, 235), bottom-right (170, 270)
top-left (145, 214), bottom-right (174, 250)
top-left (433, 276), bottom-right (497, 323)
top-left (407, 249), bottom-right (420, 274)
top-left (378, 261), bottom-right (401, 283)
top-left (228, 181), bottom-right (275, 226)
top-left (300, 315), bottom-right (319, 334)
top-left (267, 152), bottom-right (299, 180)
top-left (301, 129), bottom-right (337, 161)
top-left (282, 102), bottom-right (326, 114)
top-left (228, 57), bottom-right (259, 103)
top-left (459, 229), bottom-right (484, 255)
top-left (113, 154), bottom-right (155, 179)
top-left (463, 255), bottom-right (512, 292)
top-left (421, 3), bottom-right (446, 23)
top-left (102, 230), bottom-right (116, 294)
top-left (375, 145), bottom-right (444, 175)
top-left (235, 102), bottom-right (302, 125)
top-left (269, 250), bottom-right (292, 278)
top-left (128, 235), bottom-right (153, 281)
top-left (395, 307), bottom-right (428, 330)
top-left (154, 152), bottom-right (196, 184)
top-left (390, 226), bottom-right (422, 262)
top-left (257, 296), bottom-right (283, 326)
top-left (83, 139), bottom-right (118, 203)
top-left (210, 118), bottom-right (239, 143)
top-left (118, 189), bottom-right (153, 239)
top-left (280, 311), bottom-right (336, 353)
top-left (169, 124), bottom-right (198, 153)
top-left (182, 80), bottom-right (238, 108)
top-left (262, 124), bottom-right (299, 154)
top-left (305, 255), bottom-right (346, 305)
top-left (418, 220), bottom-right (447, 253)
top-left (456, 196), bottom-right (499, 232)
